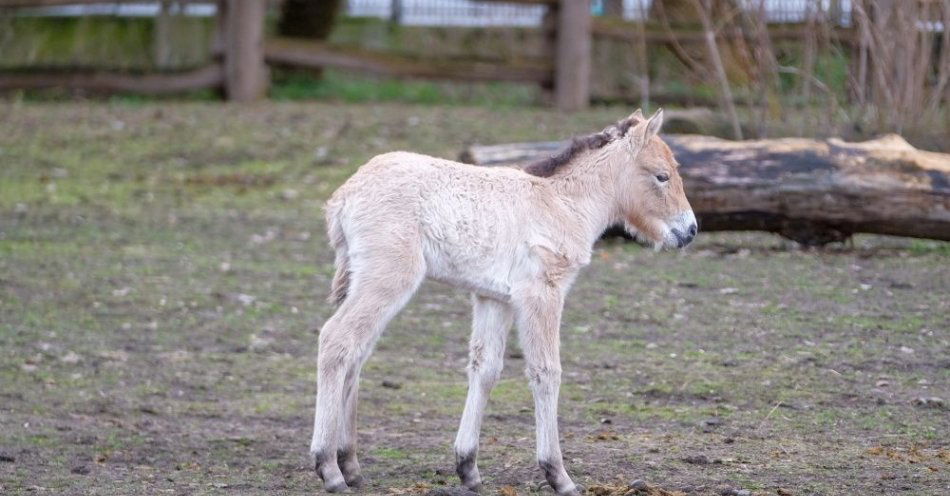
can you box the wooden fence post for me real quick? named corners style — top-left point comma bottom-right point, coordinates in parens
top-left (153, 0), bottom-right (174, 69)
top-left (224, 0), bottom-right (268, 101)
top-left (555, 0), bottom-right (591, 111)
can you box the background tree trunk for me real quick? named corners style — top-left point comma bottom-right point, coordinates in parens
top-left (276, 0), bottom-right (343, 79)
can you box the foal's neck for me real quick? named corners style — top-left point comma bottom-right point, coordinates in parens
top-left (547, 144), bottom-right (624, 247)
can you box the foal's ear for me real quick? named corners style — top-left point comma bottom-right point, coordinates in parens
top-left (628, 108), bottom-right (664, 147)
top-left (627, 109), bottom-right (645, 123)
top-left (645, 108), bottom-right (664, 139)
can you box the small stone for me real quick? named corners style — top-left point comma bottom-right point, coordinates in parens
top-left (682, 454), bottom-right (710, 465)
top-left (629, 479), bottom-right (649, 490)
top-left (235, 293), bottom-right (256, 306)
top-left (313, 146), bottom-right (330, 163)
top-left (912, 397), bottom-right (944, 408)
top-left (280, 188), bottom-right (299, 201)
top-left (425, 488), bottom-right (478, 496)
top-left (70, 465), bottom-right (90, 475)
top-left (248, 334), bottom-right (273, 352)
top-left (60, 351), bottom-right (81, 364)
top-left (899, 346), bottom-right (915, 354)
top-left (600, 417), bottom-right (612, 424)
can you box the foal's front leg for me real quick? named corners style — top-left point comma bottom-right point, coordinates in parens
top-left (454, 295), bottom-right (514, 491)
top-left (515, 289), bottom-right (582, 496)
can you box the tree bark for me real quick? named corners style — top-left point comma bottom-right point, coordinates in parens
top-left (459, 134), bottom-right (950, 245)
top-left (555, 0), bottom-right (592, 111)
top-left (224, 0), bottom-right (268, 101)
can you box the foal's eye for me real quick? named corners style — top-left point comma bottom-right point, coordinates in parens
top-left (655, 172), bottom-right (670, 183)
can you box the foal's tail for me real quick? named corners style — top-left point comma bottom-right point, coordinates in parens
top-left (325, 197), bottom-right (351, 306)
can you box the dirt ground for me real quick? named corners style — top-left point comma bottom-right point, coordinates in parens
top-left (1, 102), bottom-right (948, 496)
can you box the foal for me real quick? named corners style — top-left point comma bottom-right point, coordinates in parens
top-left (310, 109), bottom-right (696, 495)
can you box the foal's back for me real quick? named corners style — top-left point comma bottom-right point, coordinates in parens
top-left (328, 151), bottom-right (558, 296)
top-left (331, 151), bottom-right (551, 246)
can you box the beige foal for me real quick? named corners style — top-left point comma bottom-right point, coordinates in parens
top-left (309, 110), bottom-right (696, 495)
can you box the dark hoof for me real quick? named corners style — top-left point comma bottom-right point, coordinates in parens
top-left (344, 473), bottom-right (364, 488)
top-left (455, 452), bottom-right (480, 491)
top-left (461, 481), bottom-right (481, 493)
top-left (314, 451), bottom-right (349, 493)
top-left (562, 483), bottom-right (584, 496)
top-left (324, 480), bottom-right (351, 493)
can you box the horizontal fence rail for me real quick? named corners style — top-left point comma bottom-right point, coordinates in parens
top-left (3, 0), bottom-right (942, 111)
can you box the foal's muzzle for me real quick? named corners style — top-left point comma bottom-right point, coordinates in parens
top-left (668, 211), bottom-right (698, 248)
top-left (672, 222), bottom-right (698, 248)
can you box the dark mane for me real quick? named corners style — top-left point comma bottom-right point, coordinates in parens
top-left (523, 117), bottom-right (637, 178)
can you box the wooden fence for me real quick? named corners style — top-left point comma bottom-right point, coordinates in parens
top-left (0, 0), bottom-right (857, 110)
top-left (0, 0), bottom-right (593, 108)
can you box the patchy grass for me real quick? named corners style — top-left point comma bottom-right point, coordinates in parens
top-left (271, 70), bottom-right (540, 107)
top-left (0, 102), bottom-right (948, 496)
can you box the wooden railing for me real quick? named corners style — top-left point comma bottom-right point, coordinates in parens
top-left (263, 0), bottom-right (591, 110)
top-left (0, 0), bottom-right (268, 101)
top-left (0, 0), bottom-right (858, 110)
top-left (0, 0), bottom-right (594, 108)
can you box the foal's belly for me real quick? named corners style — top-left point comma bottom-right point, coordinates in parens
top-left (422, 243), bottom-right (515, 301)
top-left (420, 229), bottom-right (522, 302)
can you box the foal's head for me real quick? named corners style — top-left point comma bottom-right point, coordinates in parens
top-left (614, 109), bottom-right (697, 249)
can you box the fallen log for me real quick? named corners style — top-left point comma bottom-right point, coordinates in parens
top-left (460, 134), bottom-right (950, 245)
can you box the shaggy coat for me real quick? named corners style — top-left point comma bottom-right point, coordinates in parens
top-left (309, 110), bottom-right (696, 496)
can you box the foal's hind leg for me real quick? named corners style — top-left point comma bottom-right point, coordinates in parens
top-left (337, 357), bottom-right (367, 487)
top-left (311, 255), bottom-right (425, 492)
top-left (454, 295), bottom-right (514, 491)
